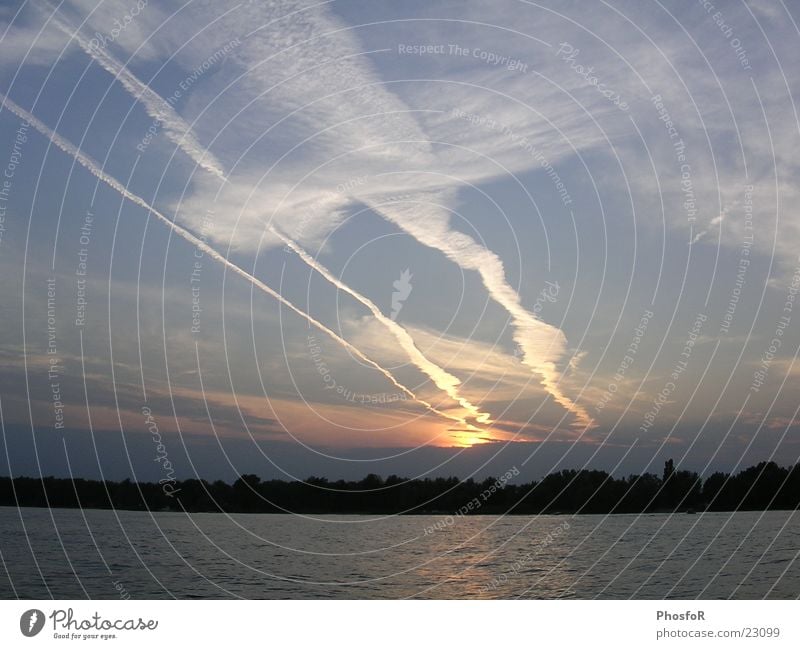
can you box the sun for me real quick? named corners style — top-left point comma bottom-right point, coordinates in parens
top-left (447, 427), bottom-right (495, 448)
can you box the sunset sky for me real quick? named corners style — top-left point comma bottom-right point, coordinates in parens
top-left (1, 0), bottom-right (799, 482)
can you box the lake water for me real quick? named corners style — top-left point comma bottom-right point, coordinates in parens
top-left (0, 507), bottom-right (797, 599)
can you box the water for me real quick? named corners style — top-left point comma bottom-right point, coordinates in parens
top-left (0, 507), bottom-right (797, 599)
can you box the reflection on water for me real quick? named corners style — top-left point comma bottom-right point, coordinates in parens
top-left (0, 507), bottom-right (797, 598)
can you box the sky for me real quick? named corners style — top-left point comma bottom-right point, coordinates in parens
top-left (1, 0), bottom-right (799, 483)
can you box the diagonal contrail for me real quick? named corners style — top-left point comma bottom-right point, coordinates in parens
top-left (42, 6), bottom-right (227, 181)
top-left (370, 198), bottom-right (595, 430)
top-left (0, 92), bottom-right (466, 429)
top-left (272, 227), bottom-right (492, 426)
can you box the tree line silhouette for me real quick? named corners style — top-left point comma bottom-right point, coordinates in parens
top-left (1, 459), bottom-right (798, 515)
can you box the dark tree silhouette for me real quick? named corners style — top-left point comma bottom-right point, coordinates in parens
top-left (1, 459), bottom-right (797, 515)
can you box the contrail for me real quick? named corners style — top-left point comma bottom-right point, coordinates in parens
top-left (43, 7), bottom-right (227, 181)
top-left (0, 93), bottom-right (464, 428)
top-left (370, 198), bottom-right (595, 430)
top-left (272, 227), bottom-right (492, 426)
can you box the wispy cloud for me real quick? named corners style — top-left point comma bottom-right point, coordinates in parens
top-left (369, 195), bottom-right (595, 430)
top-left (0, 91), bottom-right (469, 433)
top-left (273, 227), bottom-right (493, 430)
top-left (141, 0), bottom-right (596, 429)
top-left (41, 4), bottom-right (227, 180)
top-left (10, 0), bottom-right (800, 450)
top-left (690, 210), bottom-right (727, 245)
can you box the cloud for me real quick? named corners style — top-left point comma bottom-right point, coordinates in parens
top-left (141, 0), bottom-right (598, 428)
top-left (348, 318), bottom-right (590, 437)
top-left (42, 5), bottom-right (227, 180)
top-left (690, 209), bottom-right (728, 244)
top-left (274, 227), bottom-right (493, 430)
top-left (9, 0), bottom-right (800, 449)
top-left (0, 91), bottom-right (465, 432)
top-left (0, 18), bottom-right (71, 66)
top-left (367, 194), bottom-right (595, 429)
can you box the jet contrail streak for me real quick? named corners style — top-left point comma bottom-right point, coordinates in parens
top-left (371, 199), bottom-right (595, 430)
top-left (44, 8), bottom-right (227, 181)
top-left (272, 227), bottom-right (492, 427)
top-left (0, 93), bottom-right (463, 428)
